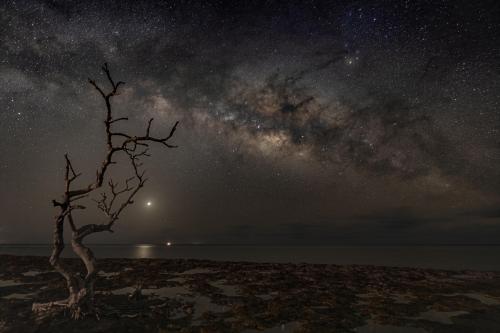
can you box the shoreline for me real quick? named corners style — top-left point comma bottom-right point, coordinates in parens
top-left (2, 244), bottom-right (500, 271)
top-left (1, 255), bottom-right (500, 332)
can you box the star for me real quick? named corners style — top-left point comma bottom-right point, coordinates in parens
top-left (0, 0), bottom-right (499, 246)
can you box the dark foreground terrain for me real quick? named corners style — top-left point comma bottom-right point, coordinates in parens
top-left (1, 255), bottom-right (500, 332)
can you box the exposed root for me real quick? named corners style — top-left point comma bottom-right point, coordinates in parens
top-left (32, 291), bottom-right (98, 321)
top-left (32, 300), bottom-right (68, 320)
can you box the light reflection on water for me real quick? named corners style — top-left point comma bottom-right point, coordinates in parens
top-left (135, 244), bottom-right (154, 258)
top-left (1, 244), bottom-right (500, 270)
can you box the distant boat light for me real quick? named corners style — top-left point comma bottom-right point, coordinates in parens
top-left (166, 242), bottom-right (172, 246)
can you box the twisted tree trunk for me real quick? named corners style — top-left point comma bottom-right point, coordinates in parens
top-left (32, 212), bottom-right (101, 319)
top-left (68, 238), bottom-right (98, 317)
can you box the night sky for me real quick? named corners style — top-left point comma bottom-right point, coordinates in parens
top-left (1, 0), bottom-right (500, 245)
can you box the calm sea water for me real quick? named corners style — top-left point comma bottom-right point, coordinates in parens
top-left (1, 244), bottom-right (499, 271)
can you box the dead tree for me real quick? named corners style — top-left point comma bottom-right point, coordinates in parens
top-left (32, 64), bottom-right (178, 319)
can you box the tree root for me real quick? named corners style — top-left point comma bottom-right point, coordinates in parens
top-left (32, 300), bottom-right (68, 320)
top-left (32, 296), bottom-right (99, 321)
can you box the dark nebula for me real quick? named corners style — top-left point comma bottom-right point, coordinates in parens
top-left (1, 0), bottom-right (500, 244)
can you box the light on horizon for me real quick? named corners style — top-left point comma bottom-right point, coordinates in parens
top-left (135, 244), bottom-right (153, 258)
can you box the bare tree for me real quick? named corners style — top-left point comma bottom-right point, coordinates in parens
top-left (32, 64), bottom-right (179, 319)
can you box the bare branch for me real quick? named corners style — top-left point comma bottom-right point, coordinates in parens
top-left (74, 223), bottom-right (113, 241)
top-left (164, 120), bottom-right (179, 143)
top-left (101, 62), bottom-right (125, 95)
top-left (102, 63), bottom-right (114, 88)
top-left (146, 118), bottom-right (154, 136)
top-left (110, 117), bottom-right (128, 124)
top-left (70, 194), bottom-right (88, 203)
top-left (67, 212), bottom-right (77, 232)
top-left (88, 79), bottom-right (106, 99)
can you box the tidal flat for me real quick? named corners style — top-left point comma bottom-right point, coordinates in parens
top-left (1, 255), bottom-right (499, 332)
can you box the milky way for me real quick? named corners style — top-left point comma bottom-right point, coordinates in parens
top-left (1, 0), bottom-right (500, 244)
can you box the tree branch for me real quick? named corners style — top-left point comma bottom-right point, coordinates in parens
top-left (53, 63), bottom-right (178, 242)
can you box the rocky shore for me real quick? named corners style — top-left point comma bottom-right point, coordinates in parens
top-left (1, 254), bottom-right (500, 332)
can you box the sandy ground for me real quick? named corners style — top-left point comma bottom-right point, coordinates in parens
top-left (1, 254), bottom-right (500, 332)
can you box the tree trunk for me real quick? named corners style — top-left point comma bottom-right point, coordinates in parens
top-left (68, 237), bottom-right (98, 318)
top-left (32, 217), bottom-right (99, 320)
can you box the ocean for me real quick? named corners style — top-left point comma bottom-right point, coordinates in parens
top-left (1, 244), bottom-right (500, 271)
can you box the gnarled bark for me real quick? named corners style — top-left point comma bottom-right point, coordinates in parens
top-left (33, 63), bottom-right (178, 319)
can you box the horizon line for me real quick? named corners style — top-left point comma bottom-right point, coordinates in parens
top-left (2, 242), bottom-right (500, 247)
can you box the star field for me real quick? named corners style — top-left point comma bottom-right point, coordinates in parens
top-left (1, 0), bottom-right (500, 244)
